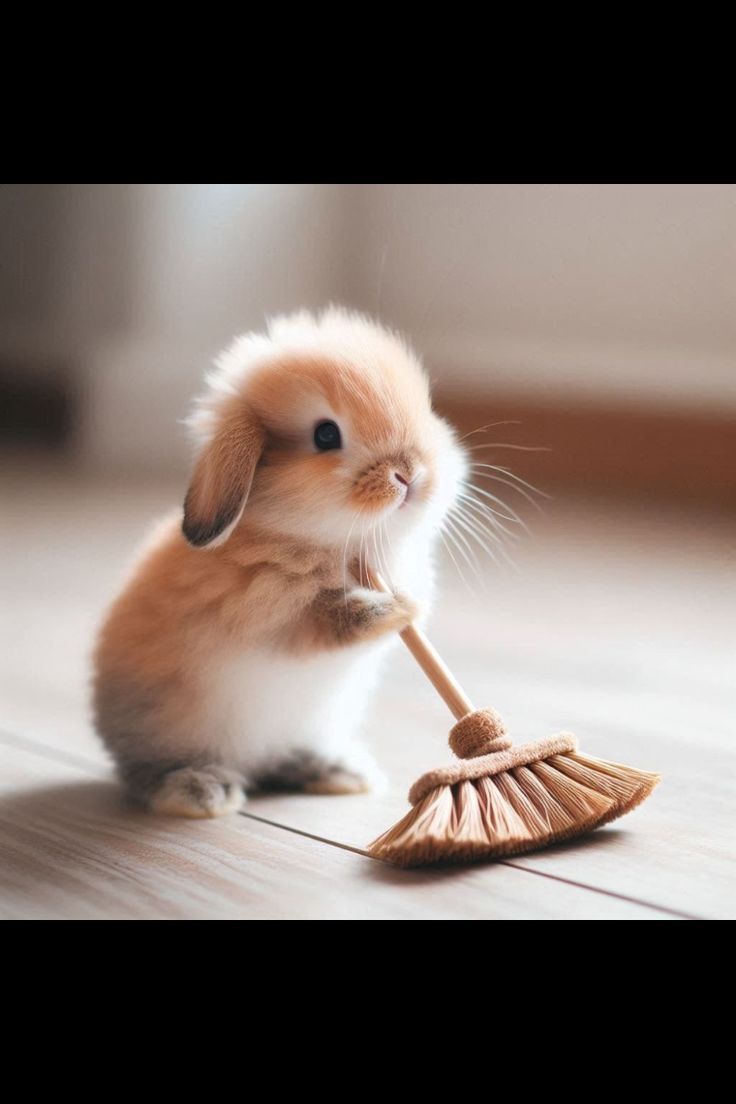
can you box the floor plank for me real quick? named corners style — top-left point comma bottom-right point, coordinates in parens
top-left (0, 740), bottom-right (667, 920)
top-left (2, 465), bottom-right (734, 918)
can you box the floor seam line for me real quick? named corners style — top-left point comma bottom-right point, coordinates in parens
top-left (239, 810), bottom-right (695, 919)
top-left (500, 861), bottom-right (698, 920)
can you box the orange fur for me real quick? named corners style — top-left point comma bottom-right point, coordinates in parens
top-left (92, 308), bottom-right (466, 812)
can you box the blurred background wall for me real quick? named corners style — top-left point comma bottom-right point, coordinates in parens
top-left (2, 183), bottom-right (734, 499)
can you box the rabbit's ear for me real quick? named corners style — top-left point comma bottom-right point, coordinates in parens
top-left (182, 404), bottom-right (264, 548)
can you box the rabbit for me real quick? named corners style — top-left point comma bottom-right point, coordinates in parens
top-left (92, 307), bottom-right (467, 817)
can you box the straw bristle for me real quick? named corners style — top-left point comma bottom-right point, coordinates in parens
top-left (367, 786), bottom-right (458, 867)
top-left (551, 751), bottom-right (661, 823)
top-left (475, 774), bottom-right (529, 842)
top-left (367, 749), bottom-right (661, 867)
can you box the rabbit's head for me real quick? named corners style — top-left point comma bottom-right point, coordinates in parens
top-left (182, 308), bottom-right (466, 553)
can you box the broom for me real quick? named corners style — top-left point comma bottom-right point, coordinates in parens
top-left (366, 571), bottom-right (661, 867)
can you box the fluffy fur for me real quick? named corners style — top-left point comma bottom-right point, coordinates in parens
top-left (93, 308), bottom-right (467, 816)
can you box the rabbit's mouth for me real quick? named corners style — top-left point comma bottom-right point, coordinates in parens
top-left (351, 455), bottom-right (430, 515)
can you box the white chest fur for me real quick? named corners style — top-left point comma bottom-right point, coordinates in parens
top-left (205, 637), bottom-right (395, 773)
top-left (198, 541), bottom-right (436, 775)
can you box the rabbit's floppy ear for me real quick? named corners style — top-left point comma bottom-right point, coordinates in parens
top-left (182, 402), bottom-right (265, 548)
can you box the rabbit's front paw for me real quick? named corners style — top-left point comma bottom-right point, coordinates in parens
top-left (340, 587), bottom-right (418, 639)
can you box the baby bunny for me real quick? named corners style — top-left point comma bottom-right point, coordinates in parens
top-left (93, 308), bottom-right (467, 816)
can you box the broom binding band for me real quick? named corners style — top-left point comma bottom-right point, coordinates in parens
top-left (408, 733), bottom-right (578, 805)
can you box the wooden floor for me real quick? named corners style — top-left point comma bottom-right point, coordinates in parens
top-left (1, 461), bottom-right (734, 920)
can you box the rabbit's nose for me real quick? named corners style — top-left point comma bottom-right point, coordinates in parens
top-left (391, 468), bottom-right (422, 501)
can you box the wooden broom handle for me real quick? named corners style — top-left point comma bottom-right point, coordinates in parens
top-left (368, 570), bottom-right (474, 722)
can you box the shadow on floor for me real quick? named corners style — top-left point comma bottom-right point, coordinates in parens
top-left (359, 826), bottom-right (627, 886)
top-left (0, 780), bottom-right (209, 919)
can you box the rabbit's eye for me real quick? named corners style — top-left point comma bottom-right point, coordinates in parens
top-left (314, 420), bottom-right (342, 451)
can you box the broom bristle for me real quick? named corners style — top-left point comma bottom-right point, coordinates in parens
top-left (507, 764), bottom-right (610, 836)
top-left (529, 760), bottom-right (614, 823)
top-left (367, 749), bottom-right (661, 866)
top-left (366, 785), bottom-right (458, 867)
top-left (484, 769), bottom-right (553, 839)
top-left (475, 774), bottom-right (530, 843)
top-left (552, 751), bottom-right (661, 822)
top-left (453, 780), bottom-right (495, 850)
